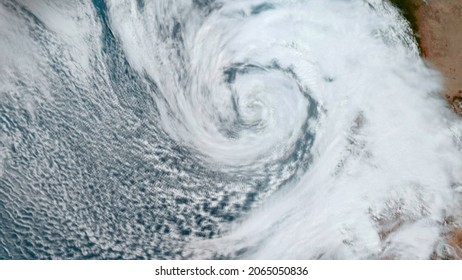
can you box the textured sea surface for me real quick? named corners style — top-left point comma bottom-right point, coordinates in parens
top-left (1, 0), bottom-right (462, 259)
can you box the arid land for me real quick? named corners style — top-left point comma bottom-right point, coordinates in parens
top-left (391, 0), bottom-right (462, 115)
top-left (391, 0), bottom-right (462, 259)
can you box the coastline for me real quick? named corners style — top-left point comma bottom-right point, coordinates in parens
top-left (413, 0), bottom-right (462, 259)
top-left (392, 0), bottom-right (462, 259)
top-left (393, 0), bottom-right (462, 115)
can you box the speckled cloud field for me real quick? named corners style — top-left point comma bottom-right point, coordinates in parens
top-left (1, 0), bottom-right (462, 259)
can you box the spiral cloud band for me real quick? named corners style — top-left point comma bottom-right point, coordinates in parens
top-left (1, 0), bottom-right (462, 259)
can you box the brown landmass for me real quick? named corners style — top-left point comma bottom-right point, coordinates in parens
top-left (412, 1), bottom-right (462, 259)
top-left (406, 0), bottom-right (462, 115)
top-left (389, 1), bottom-right (462, 259)
top-left (447, 229), bottom-right (462, 259)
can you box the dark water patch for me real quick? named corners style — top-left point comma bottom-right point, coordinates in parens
top-left (136, 0), bottom-right (145, 12)
top-left (388, 0), bottom-right (423, 49)
top-left (193, 0), bottom-right (223, 15)
top-left (251, 3), bottom-right (274, 15)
